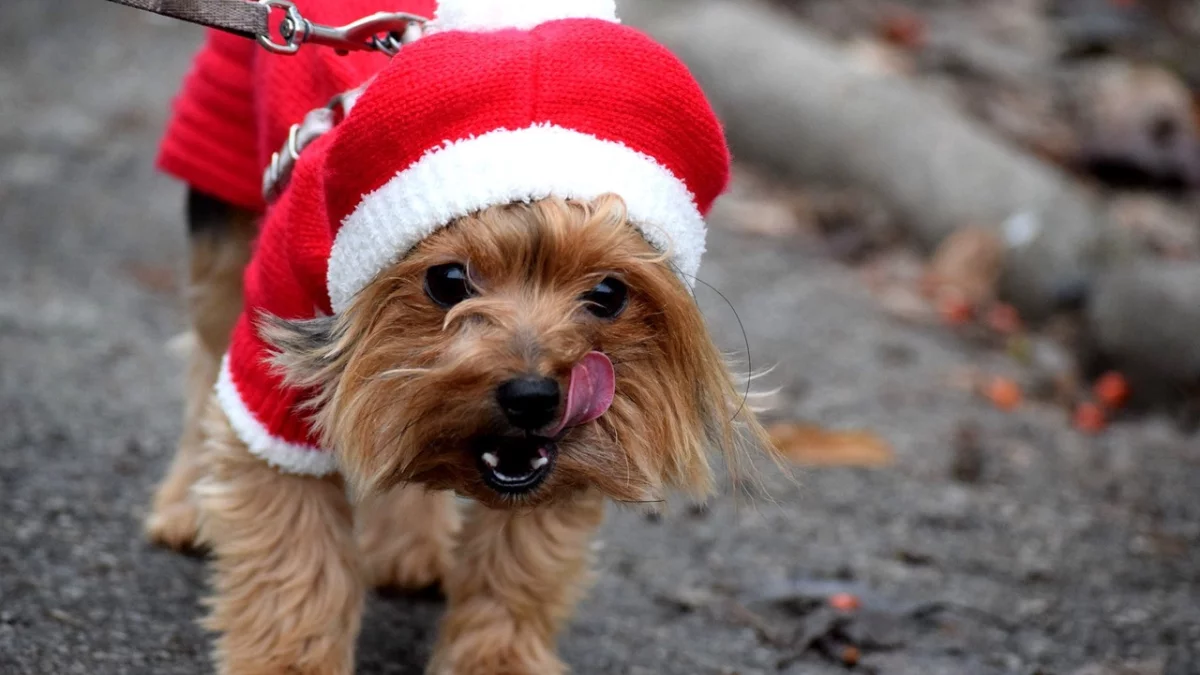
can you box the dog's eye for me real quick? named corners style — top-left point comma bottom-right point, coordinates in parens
top-left (425, 263), bottom-right (475, 308)
top-left (581, 277), bottom-right (628, 319)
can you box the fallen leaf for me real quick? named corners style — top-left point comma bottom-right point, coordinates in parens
top-left (1094, 371), bottom-right (1131, 409)
top-left (1074, 401), bottom-right (1107, 434)
top-left (877, 285), bottom-right (935, 323)
top-left (840, 646), bottom-right (862, 667)
top-left (877, 10), bottom-right (927, 50)
top-left (937, 291), bottom-right (974, 326)
top-left (845, 37), bottom-right (914, 77)
top-left (768, 423), bottom-right (895, 468)
top-left (986, 303), bottom-right (1023, 335)
top-left (984, 377), bottom-right (1023, 412)
top-left (924, 228), bottom-right (1005, 308)
top-left (829, 593), bottom-right (862, 613)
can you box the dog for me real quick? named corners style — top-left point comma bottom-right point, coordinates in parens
top-left (143, 1), bottom-right (777, 672)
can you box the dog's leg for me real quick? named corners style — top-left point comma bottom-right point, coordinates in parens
top-left (146, 190), bottom-right (255, 550)
top-left (357, 487), bottom-right (460, 592)
top-left (197, 403), bottom-right (363, 675)
top-left (427, 491), bottom-right (606, 675)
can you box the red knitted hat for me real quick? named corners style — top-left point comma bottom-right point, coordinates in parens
top-left (162, 0), bottom-right (731, 476)
top-left (321, 0), bottom-right (731, 313)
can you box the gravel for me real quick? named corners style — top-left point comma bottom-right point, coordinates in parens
top-left (1, 2), bottom-right (1198, 673)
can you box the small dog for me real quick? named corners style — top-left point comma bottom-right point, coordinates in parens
top-left (144, 1), bottom-right (777, 673)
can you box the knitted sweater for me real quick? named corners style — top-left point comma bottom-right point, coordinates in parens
top-left (156, 0), bottom-right (730, 476)
top-left (159, 1), bottom-right (438, 475)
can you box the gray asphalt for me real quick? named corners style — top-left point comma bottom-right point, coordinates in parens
top-left (2, 2), bottom-right (1199, 674)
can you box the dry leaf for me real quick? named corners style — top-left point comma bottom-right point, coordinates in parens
top-left (877, 10), bottom-right (927, 50)
top-left (876, 285), bottom-right (935, 323)
top-left (845, 37), bottom-right (914, 77)
top-left (768, 423), bottom-right (895, 468)
top-left (1073, 401), bottom-right (1107, 434)
top-left (923, 227), bottom-right (1005, 308)
top-left (1094, 371), bottom-right (1131, 410)
top-left (983, 376), bottom-right (1023, 411)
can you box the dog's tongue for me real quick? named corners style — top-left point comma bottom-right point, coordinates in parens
top-left (550, 352), bottom-right (615, 436)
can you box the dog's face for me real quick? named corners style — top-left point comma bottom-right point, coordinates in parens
top-left (267, 195), bottom-right (763, 508)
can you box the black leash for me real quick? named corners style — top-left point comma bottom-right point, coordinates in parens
top-left (105, 0), bottom-right (270, 40)
top-left (101, 0), bottom-right (428, 56)
top-left (101, 0), bottom-right (431, 201)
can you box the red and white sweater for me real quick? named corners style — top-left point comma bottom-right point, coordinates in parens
top-left (157, 0), bottom-right (730, 476)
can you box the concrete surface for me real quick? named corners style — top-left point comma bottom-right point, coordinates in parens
top-left (1, 2), bottom-right (1198, 674)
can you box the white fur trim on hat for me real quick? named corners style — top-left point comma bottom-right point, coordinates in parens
top-left (327, 124), bottom-right (706, 314)
top-left (215, 355), bottom-right (339, 476)
top-left (429, 0), bottom-right (618, 33)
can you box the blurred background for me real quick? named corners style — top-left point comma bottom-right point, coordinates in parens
top-left (1, 0), bottom-right (1199, 673)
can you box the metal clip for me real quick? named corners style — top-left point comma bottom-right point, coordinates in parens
top-left (257, 0), bottom-right (427, 56)
top-left (262, 89), bottom-right (359, 202)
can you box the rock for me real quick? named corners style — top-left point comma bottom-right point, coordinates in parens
top-left (1076, 61), bottom-right (1200, 188)
top-left (1088, 262), bottom-right (1200, 391)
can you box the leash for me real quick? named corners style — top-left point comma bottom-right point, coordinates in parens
top-left (103, 0), bottom-right (428, 56)
top-left (104, 0), bottom-right (429, 201)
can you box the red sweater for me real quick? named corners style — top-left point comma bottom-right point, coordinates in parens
top-left (157, 0), bottom-right (729, 476)
top-left (158, 0), bottom-right (438, 475)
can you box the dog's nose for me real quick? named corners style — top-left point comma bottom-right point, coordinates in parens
top-left (496, 376), bottom-right (561, 430)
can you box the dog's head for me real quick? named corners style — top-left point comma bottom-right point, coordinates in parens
top-left (265, 195), bottom-right (770, 507)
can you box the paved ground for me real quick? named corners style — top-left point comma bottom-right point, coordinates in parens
top-left (2, 2), bottom-right (1199, 674)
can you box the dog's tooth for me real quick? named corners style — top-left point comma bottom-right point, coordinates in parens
top-left (482, 452), bottom-right (500, 468)
top-left (531, 456), bottom-right (549, 470)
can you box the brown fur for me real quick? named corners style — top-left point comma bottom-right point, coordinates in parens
top-left (357, 486), bottom-right (460, 591)
top-left (145, 193), bottom-right (778, 673)
top-left (144, 205), bottom-right (255, 551)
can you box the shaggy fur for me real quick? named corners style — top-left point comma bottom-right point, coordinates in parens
top-left (145, 191), bottom-right (776, 674)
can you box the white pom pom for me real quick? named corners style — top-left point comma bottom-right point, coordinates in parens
top-left (430, 0), bottom-right (618, 33)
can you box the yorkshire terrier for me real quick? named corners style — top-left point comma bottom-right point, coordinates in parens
top-left (141, 1), bottom-right (777, 673)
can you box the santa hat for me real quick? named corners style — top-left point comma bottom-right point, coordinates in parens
top-left (321, 0), bottom-right (730, 313)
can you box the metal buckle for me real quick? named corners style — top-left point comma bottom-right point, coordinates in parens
top-left (257, 0), bottom-right (427, 56)
top-left (257, 0), bottom-right (304, 55)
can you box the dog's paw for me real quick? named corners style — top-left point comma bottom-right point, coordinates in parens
top-left (427, 625), bottom-right (566, 675)
top-left (360, 534), bottom-right (450, 592)
top-left (426, 652), bottom-right (566, 675)
top-left (144, 501), bottom-right (201, 552)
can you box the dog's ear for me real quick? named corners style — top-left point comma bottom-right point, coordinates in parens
top-left (259, 313), bottom-right (347, 394)
top-left (665, 290), bottom-right (783, 499)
